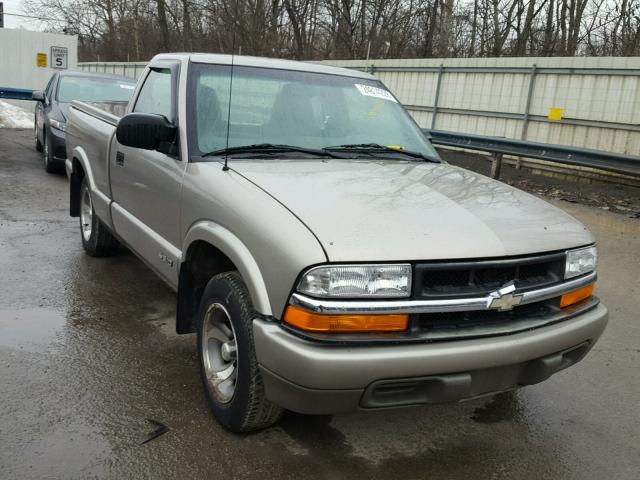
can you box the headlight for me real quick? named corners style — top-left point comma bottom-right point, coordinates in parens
top-left (565, 246), bottom-right (597, 279)
top-left (297, 264), bottom-right (411, 298)
top-left (50, 119), bottom-right (66, 132)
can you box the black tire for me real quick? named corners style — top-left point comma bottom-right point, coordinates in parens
top-left (79, 178), bottom-right (120, 257)
top-left (43, 129), bottom-right (61, 174)
top-left (197, 271), bottom-right (283, 432)
top-left (35, 123), bottom-right (43, 152)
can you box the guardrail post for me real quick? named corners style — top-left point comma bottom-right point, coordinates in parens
top-left (490, 153), bottom-right (503, 179)
top-left (431, 64), bottom-right (444, 130)
top-left (518, 64), bottom-right (537, 169)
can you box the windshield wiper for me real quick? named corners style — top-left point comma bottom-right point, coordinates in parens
top-left (324, 143), bottom-right (440, 163)
top-left (202, 143), bottom-right (348, 159)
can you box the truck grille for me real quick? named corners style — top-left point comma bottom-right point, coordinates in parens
top-left (415, 301), bottom-right (556, 330)
top-left (410, 295), bottom-right (600, 341)
top-left (413, 252), bottom-right (565, 299)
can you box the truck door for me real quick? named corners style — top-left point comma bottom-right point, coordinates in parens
top-left (109, 61), bottom-right (184, 288)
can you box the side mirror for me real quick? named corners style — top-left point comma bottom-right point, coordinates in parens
top-left (116, 113), bottom-right (177, 152)
top-left (32, 90), bottom-right (45, 102)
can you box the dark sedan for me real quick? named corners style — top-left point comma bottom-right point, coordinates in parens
top-left (32, 71), bottom-right (137, 173)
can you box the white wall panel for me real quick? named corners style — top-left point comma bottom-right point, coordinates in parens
top-left (0, 29), bottom-right (78, 113)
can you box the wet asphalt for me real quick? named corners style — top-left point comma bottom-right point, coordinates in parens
top-left (1, 128), bottom-right (639, 479)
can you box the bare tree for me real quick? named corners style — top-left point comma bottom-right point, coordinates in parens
top-left (22, 0), bottom-right (640, 61)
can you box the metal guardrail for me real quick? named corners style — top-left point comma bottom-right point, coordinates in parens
top-left (424, 129), bottom-right (640, 178)
top-left (0, 87), bottom-right (35, 101)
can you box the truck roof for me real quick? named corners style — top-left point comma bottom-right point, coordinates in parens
top-left (150, 53), bottom-right (376, 80)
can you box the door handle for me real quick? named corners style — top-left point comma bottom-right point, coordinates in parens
top-left (116, 151), bottom-right (125, 166)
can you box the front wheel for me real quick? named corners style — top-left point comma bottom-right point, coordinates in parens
top-left (197, 271), bottom-right (283, 432)
top-left (42, 129), bottom-right (61, 173)
top-left (79, 178), bottom-right (120, 257)
top-left (35, 123), bottom-right (43, 152)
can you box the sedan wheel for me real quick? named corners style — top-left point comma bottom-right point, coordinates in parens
top-left (43, 130), bottom-right (58, 173)
top-left (35, 124), bottom-right (43, 152)
top-left (43, 131), bottom-right (50, 169)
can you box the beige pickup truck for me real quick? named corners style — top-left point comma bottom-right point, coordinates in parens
top-left (65, 53), bottom-right (607, 432)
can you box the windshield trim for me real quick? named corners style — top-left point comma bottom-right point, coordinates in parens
top-left (189, 60), bottom-right (375, 83)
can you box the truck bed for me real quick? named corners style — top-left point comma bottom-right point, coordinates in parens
top-left (66, 100), bottom-right (122, 225)
top-left (70, 100), bottom-right (128, 125)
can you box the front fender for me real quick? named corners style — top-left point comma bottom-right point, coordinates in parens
top-left (71, 145), bottom-right (96, 189)
top-left (182, 221), bottom-right (272, 316)
top-left (69, 146), bottom-right (95, 217)
top-left (70, 146), bottom-right (113, 229)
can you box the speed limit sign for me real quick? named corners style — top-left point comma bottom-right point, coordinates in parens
top-left (50, 46), bottom-right (68, 69)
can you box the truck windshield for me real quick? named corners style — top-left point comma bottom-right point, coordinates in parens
top-left (57, 76), bottom-right (137, 103)
top-left (187, 63), bottom-right (439, 161)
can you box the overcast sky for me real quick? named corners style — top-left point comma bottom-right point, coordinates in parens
top-left (2, 0), bottom-right (42, 30)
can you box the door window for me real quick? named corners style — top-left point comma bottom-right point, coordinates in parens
top-left (133, 68), bottom-right (173, 121)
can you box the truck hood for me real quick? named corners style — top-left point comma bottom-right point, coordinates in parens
top-left (231, 159), bottom-right (593, 261)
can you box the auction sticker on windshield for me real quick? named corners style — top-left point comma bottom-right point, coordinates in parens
top-left (354, 84), bottom-right (397, 103)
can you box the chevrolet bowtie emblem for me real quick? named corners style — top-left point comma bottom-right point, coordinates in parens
top-left (487, 281), bottom-right (523, 311)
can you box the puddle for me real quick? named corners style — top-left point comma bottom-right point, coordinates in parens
top-left (471, 391), bottom-right (521, 423)
top-left (1, 421), bottom-right (112, 479)
top-left (0, 308), bottom-right (66, 351)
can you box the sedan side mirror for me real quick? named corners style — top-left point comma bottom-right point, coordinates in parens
top-left (116, 113), bottom-right (177, 152)
top-left (32, 90), bottom-right (46, 102)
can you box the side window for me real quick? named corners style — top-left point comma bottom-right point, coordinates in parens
top-left (133, 68), bottom-right (173, 120)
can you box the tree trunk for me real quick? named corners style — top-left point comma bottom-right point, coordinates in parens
top-left (156, 0), bottom-right (170, 51)
top-left (543, 0), bottom-right (556, 55)
top-left (183, 0), bottom-right (192, 50)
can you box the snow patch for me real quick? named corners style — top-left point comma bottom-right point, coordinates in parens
top-left (0, 100), bottom-right (33, 129)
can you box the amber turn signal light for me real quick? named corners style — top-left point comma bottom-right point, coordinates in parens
top-left (283, 305), bottom-right (408, 333)
top-left (560, 284), bottom-right (594, 308)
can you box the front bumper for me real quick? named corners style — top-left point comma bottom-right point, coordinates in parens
top-left (253, 303), bottom-right (608, 414)
top-left (48, 126), bottom-right (67, 162)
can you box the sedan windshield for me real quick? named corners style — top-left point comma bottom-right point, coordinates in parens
top-left (57, 76), bottom-right (136, 103)
top-left (187, 63), bottom-right (439, 161)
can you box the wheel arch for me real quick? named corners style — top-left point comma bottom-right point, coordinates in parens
top-left (176, 221), bottom-right (272, 334)
top-left (69, 147), bottom-right (94, 217)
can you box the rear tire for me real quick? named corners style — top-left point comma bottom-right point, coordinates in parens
top-left (197, 271), bottom-right (283, 432)
top-left (79, 178), bottom-right (120, 257)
